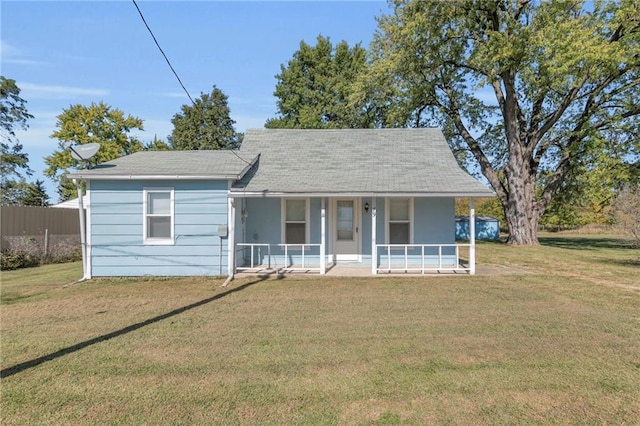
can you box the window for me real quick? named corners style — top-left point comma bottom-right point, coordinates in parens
top-left (386, 198), bottom-right (412, 244)
top-left (143, 188), bottom-right (174, 245)
top-left (282, 199), bottom-right (309, 244)
top-left (336, 200), bottom-right (354, 241)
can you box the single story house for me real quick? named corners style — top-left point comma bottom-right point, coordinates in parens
top-left (67, 128), bottom-right (494, 279)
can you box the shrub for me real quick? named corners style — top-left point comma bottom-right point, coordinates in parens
top-left (1, 236), bottom-right (42, 270)
top-left (1, 248), bottom-right (41, 270)
top-left (46, 246), bottom-right (82, 264)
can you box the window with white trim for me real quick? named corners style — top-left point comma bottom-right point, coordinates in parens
top-left (143, 188), bottom-right (174, 245)
top-left (386, 198), bottom-right (413, 244)
top-left (282, 198), bottom-right (309, 244)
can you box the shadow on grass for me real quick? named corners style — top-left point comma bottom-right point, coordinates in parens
top-left (473, 235), bottom-right (635, 251)
top-left (600, 258), bottom-right (640, 268)
top-left (0, 276), bottom-right (267, 379)
top-left (539, 236), bottom-right (636, 251)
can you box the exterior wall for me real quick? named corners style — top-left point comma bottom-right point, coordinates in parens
top-left (375, 197), bottom-right (457, 266)
top-left (90, 180), bottom-right (229, 276)
top-left (414, 198), bottom-right (455, 244)
top-left (241, 198), bottom-right (325, 267)
top-left (241, 196), bottom-right (456, 267)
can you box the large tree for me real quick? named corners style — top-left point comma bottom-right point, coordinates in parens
top-left (168, 86), bottom-right (238, 150)
top-left (44, 102), bottom-right (144, 200)
top-left (19, 180), bottom-right (50, 207)
top-left (368, 0), bottom-right (640, 244)
top-left (1, 76), bottom-right (33, 204)
top-left (266, 35), bottom-right (375, 129)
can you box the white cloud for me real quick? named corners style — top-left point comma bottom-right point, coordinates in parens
top-left (0, 40), bottom-right (47, 66)
top-left (19, 83), bottom-right (110, 99)
top-left (0, 40), bottom-right (19, 56)
top-left (155, 91), bottom-right (190, 99)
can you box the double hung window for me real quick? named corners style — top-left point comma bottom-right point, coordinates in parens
top-left (282, 199), bottom-right (309, 244)
top-left (387, 198), bottom-right (412, 244)
top-left (143, 188), bottom-right (174, 245)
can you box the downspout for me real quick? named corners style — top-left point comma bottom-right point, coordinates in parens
top-left (72, 178), bottom-right (89, 281)
top-left (223, 197), bottom-right (235, 287)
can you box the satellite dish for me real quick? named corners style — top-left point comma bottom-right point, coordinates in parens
top-left (69, 143), bottom-right (101, 161)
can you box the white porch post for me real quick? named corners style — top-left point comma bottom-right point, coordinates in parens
top-left (228, 197), bottom-right (236, 278)
top-left (320, 198), bottom-right (326, 274)
top-left (371, 197), bottom-right (377, 275)
top-left (469, 198), bottom-right (476, 275)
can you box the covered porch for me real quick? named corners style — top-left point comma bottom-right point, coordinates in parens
top-left (227, 195), bottom-right (479, 277)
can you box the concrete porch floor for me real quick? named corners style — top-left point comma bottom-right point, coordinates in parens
top-left (235, 263), bottom-right (474, 278)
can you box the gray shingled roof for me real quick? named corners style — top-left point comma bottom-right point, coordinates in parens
top-left (67, 150), bottom-right (254, 180)
top-left (231, 128), bottom-right (494, 196)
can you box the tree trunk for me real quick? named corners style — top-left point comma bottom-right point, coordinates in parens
top-left (504, 196), bottom-right (540, 245)
top-left (503, 162), bottom-right (541, 245)
top-left (503, 132), bottom-right (541, 245)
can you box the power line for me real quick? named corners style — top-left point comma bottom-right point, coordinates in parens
top-left (131, 0), bottom-right (252, 167)
top-left (132, 0), bottom-right (195, 105)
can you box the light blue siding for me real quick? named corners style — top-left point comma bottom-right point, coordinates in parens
top-left (414, 198), bottom-right (455, 244)
top-left (89, 180), bottom-right (229, 277)
top-left (245, 198), bottom-right (281, 244)
top-left (371, 197), bottom-right (455, 266)
top-left (242, 198), bottom-right (321, 266)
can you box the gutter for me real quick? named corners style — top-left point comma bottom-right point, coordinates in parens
top-left (65, 174), bottom-right (245, 181)
top-left (228, 191), bottom-right (496, 198)
top-left (72, 178), bottom-right (90, 281)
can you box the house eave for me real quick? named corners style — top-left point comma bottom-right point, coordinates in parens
top-left (66, 174), bottom-right (243, 181)
top-left (229, 190), bottom-right (495, 198)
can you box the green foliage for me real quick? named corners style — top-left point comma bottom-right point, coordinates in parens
top-left (168, 86), bottom-right (238, 150)
top-left (19, 180), bottom-right (50, 206)
top-left (266, 35), bottom-right (375, 129)
top-left (368, 0), bottom-right (640, 244)
top-left (0, 76), bottom-right (33, 145)
top-left (144, 135), bottom-right (172, 151)
top-left (44, 102), bottom-right (144, 200)
top-left (455, 197), bottom-right (506, 226)
top-left (1, 179), bottom-right (27, 205)
top-left (2, 179), bottom-right (51, 206)
top-left (1, 76), bottom-right (33, 204)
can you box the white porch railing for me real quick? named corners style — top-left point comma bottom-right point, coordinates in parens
top-left (235, 243), bottom-right (322, 273)
top-left (375, 243), bottom-right (471, 274)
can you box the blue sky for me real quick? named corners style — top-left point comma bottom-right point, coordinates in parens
top-left (2, 1), bottom-right (390, 202)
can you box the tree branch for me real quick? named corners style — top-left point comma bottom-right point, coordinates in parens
top-left (515, 0), bottom-right (531, 20)
top-left (535, 72), bottom-right (591, 142)
top-left (440, 85), bottom-right (508, 201)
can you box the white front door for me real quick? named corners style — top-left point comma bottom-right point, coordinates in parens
top-left (332, 198), bottom-right (360, 261)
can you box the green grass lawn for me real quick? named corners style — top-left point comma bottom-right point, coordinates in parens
top-left (1, 233), bottom-right (639, 424)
